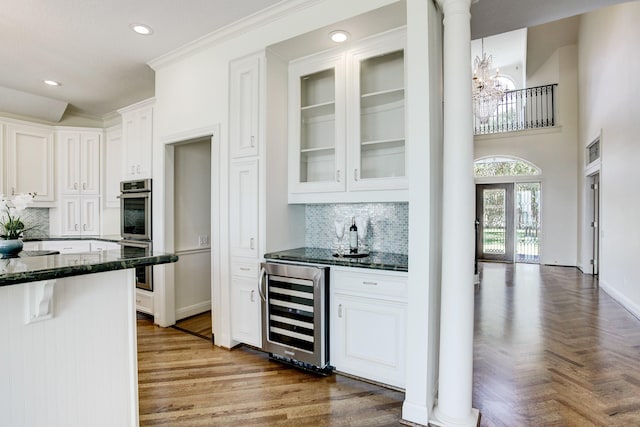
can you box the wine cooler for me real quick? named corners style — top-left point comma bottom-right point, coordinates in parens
top-left (259, 262), bottom-right (330, 372)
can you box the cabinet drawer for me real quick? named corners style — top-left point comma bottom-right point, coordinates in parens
top-left (333, 268), bottom-right (407, 300)
top-left (40, 240), bottom-right (91, 254)
top-left (136, 289), bottom-right (153, 315)
top-left (231, 260), bottom-right (259, 278)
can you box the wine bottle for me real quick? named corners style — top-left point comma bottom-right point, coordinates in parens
top-left (349, 217), bottom-right (358, 254)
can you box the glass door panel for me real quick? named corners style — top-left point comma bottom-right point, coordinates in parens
top-left (515, 182), bottom-right (541, 263)
top-left (476, 183), bottom-right (514, 262)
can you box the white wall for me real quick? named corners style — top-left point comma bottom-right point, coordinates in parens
top-left (474, 44), bottom-right (579, 266)
top-left (173, 138), bottom-right (212, 319)
top-left (578, 2), bottom-right (640, 316)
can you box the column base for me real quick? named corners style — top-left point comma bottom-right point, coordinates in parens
top-left (430, 407), bottom-right (480, 427)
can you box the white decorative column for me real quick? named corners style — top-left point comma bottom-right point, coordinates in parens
top-left (433, 0), bottom-right (479, 426)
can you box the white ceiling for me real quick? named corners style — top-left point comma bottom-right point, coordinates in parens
top-left (0, 0), bottom-right (634, 122)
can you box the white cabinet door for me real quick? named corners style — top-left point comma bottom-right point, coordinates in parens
top-left (104, 126), bottom-right (123, 208)
top-left (79, 132), bottom-right (101, 195)
top-left (229, 159), bottom-right (259, 259)
top-left (58, 131), bottom-right (101, 196)
top-left (6, 124), bottom-right (55, 202)
top-left (348, 31), bottom-right (407, 191)
top-left (40, 240), bottom-right (92, 254)
top-left (121, 105), bottom-right (153, 180)
top-left (288, 53), bottom-right (346, 195)
top-left (81, 196), bottom-right (101, 235)
top-left (230, 276), bottom-right (262, 347)
top-left (331, 268), bottom-right (407, 388)
top-left (230, 54), bottom-right (261, 159)
top-left (60, 197), bottom-right (100, 236)
top-left (332, 293), bottom-right (406, 388)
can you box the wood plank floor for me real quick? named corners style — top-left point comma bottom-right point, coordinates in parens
top-left (474, 262), bottom-right (640, 426)
top-left (137, 319), bottom-right (404, 426)
top-left (137, 263), bottom-right (640, 425)
top-left (173, 311), bottom-right (213, 341)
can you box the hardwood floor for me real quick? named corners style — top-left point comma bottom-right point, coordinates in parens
top-left (173, 311), bottom-right (213, 341)
top-left (137, 263), bottom-right (640, 426)
top-left (474, 262), bottom-right (640, 426)
top-left (137, 318), bottom-right (404, 426)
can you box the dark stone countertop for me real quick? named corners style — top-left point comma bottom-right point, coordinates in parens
top-left (0, 249), bottom-right (178, 287)
top-left (264, 247), bottom-right (408, 272)
top-left (23, 235), bottom-right (123, 243)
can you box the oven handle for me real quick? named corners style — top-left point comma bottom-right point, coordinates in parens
top-left (258, 267), bottom-right (267, 302)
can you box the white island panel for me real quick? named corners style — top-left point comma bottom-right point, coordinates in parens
top-left (0, 269), bottom-right (138, 427)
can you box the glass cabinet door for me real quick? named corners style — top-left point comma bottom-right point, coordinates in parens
top-left (289, 54), bottom-right (346, 195)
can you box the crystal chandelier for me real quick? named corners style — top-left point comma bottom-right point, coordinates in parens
top-left (472, 40), bottom-right (504, 124)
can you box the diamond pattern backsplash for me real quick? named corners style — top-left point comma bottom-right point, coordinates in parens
top-left (16, 208), bottom-right (49, 238)
top-left (305, 203), bottom-right (408, 255)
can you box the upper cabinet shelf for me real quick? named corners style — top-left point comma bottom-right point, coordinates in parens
top-left (288, 28), bottom-right (407, 203)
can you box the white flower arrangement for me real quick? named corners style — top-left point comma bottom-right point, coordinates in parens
top-left (0, 192), bottom-right (36, 240)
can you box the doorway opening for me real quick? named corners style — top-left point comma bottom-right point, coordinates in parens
top-left (475, 156), bottom-right (542, 264)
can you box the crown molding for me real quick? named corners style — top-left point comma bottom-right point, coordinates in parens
top-left (147, 0), bottom-right (324, 70)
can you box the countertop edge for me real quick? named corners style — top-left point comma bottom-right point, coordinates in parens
top-left (0, 254), bottom-right (178, 287)
top-left (264, 248), bottom-right (408, 272)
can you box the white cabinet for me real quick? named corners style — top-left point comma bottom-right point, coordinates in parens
top-left (288, 29), bottom-right (407, 203)
top-left (60, 196), bottom-right (101, 236)
top-left (119, 99), bottom-right (153, 180)
top-left (40, 240), bottom-right (92, 254)
top-left (90, 241), bottom-right (121, 252)
top-left (57, 130), bottom-right (101, 195)
top-left (331, 267), bottom-right (407, 388)
top-left (229, 54), bottom-right (261, 159)
top-left (5, 123), bottom-right (55, 203)
top-left (229, 159), bottom-right (259, 259)
top-left (288, 53), bottom-right (346, 194)
top-left (104, 125), bottom-right (123, 208)
top-left (230, 276), bottom-right (262, 347)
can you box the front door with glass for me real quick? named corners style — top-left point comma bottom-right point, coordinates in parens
top-left (476, 183), bottom-right (514, 262)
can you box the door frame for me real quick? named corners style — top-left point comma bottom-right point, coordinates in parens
top-left (476, 183), bottom-right (515, 262)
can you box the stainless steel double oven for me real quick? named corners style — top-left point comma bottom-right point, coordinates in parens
top-left (120, 179), bottom-right (153, 291)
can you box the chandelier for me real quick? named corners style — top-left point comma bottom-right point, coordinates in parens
top-left (472, 40), bottom-right (504, 124)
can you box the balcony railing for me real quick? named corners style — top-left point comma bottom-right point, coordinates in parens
top-left (474, 84), bottom-right (558, 135)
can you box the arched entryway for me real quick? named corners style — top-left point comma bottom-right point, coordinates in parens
top-left (474, 156), bottom-right (542, 263)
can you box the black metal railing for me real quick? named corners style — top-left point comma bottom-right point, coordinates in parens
top-left (474, 84), bottom-right (558, 135)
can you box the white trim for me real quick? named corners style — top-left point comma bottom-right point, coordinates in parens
top-left (176, 300), bottom-right (212, 321)
top-left (600, 280), bottom-right (640, 320)
top-left (117, 97), bottom-right (156, 115)
top-left (474, 125), bottom-right (562, 141)
top-left (160, 125), bottom-right (218, 145)
top-left (175, 247), bottom-right (212, 255)
top-left (401, 400), bottom-right (430, 426)
top-left (148, 0), bottom-right (325, 70)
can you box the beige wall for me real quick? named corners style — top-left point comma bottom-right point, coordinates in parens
top-left (578, 1), bottom-right (640, 316)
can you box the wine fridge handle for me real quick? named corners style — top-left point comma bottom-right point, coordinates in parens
top-left (258, 267), bottom-right (267, 302)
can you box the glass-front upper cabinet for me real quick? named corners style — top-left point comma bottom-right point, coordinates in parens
top-left (288, 54), bottom-right (346, 194)
top-left (349, 31), bottom-right (407, 191)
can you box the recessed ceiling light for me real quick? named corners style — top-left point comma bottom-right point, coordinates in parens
top-left (43, 80), bottom-right (61, 86)
top-left (330, 30), bottom-right (350, 43)
top-left (130, 24), bottom-right (153, 35)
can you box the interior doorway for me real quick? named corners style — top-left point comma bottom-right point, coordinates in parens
top-left (476, 182), bottom-right (541, 263)
top-left (589, 173), bottom-right (600, 275)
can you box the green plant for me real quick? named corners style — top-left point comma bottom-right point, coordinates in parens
top-left (0, 193), bottom-right (36, 240)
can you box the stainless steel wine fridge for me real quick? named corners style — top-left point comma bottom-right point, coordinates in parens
top-left (259, 262), bottom-right (331, 373)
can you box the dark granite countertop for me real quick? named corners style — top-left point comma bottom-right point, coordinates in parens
top-left (0, 249), bottom-right (178, 287)
top-left (23, 235), bottom-right (123, 243)
top-left (264, 247), bottom-right (408, 272)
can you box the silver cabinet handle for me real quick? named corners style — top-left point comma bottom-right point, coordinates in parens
top-left (336, 170), bottom-right (341, 182)
top-left (83, 224), bottom-right (87, 231)
top-left (82, 183), bottom-right (87, 190)
top-left (250, 237), bottom-right (255, 250)
top-left (74, 182), bottom-right (78, 190)
top-left (250, 135), bottom-right (255, 148)
top-left (75, 224), bottom-right (79, 231)
top-left (362, 281), bottom-right (378, 286)
top-left (258, 267), bottom-right (267, 301)
top-left (354, 168), bottom-right (359, 181)
top-left (11, 187), bottom-right (15, 196)
top-left (338, 304), bottom-right (343, 318)
top-left (136, 165), bottom-right (140, 174)
top-left (240, 267), bottom-right (250, 271)
top-left (250, 289), bottom-right (255, 302)
top-left (131, 165), bottom-right (135, 174)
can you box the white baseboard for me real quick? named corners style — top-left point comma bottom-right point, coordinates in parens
top-left (599, 280), bottom-right (640, 320)
top-left (175, 300), bottom-right (211, 321)
top-left (401, 400), bottom-right (429, 426)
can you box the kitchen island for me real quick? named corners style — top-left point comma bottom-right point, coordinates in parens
top-left (0, 248), bottom-right (178, 427)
